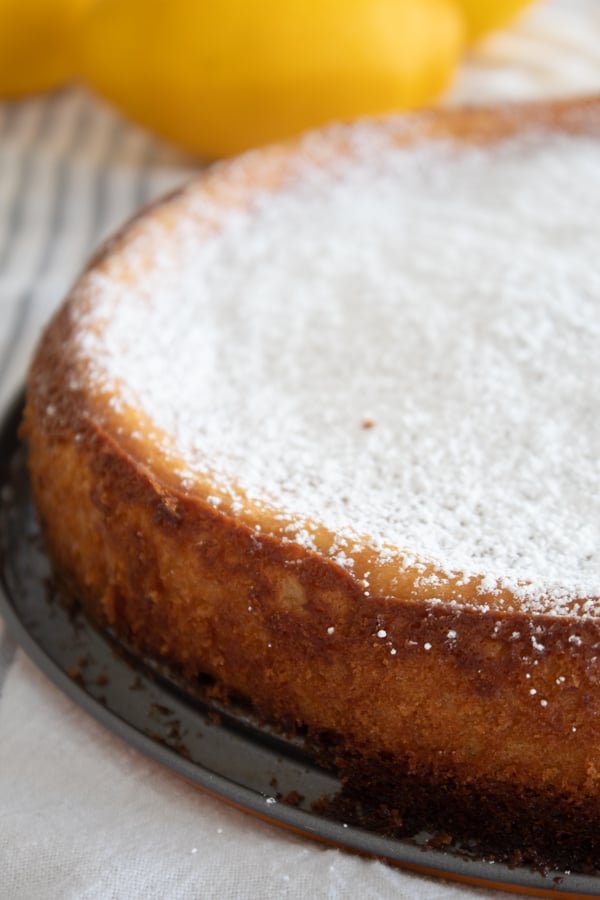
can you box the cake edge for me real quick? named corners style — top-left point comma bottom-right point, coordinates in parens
top-left (21, 95), bottom-right (600, 872)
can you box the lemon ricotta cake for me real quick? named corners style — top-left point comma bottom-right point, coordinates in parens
top-left (23, 98), bottom-right (600, 868)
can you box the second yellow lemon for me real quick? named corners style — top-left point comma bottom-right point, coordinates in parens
top-left (79, 0), bottom-right (464, 159)
top-left (0, 0), bottom-right (87, 97)
top-left (456, 0), bottom-right (536, 40)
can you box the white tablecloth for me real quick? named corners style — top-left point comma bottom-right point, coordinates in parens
top-left (1, 2), bottom-right (599, 897)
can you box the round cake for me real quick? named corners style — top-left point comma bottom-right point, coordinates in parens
top-left (23, 98), bottom-right (600, 869)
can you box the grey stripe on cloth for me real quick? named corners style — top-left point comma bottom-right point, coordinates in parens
top-left (0, 94), bottom-right (77, 400)
top-left (0, 96), bottom-right (90, 389)
top-left (0, 102), bottom-right (55, 365)
top-left (89, 116), bottom-right (129, 248)
top-left (135, 138), bottom-right (163, 210)
top-left (0, 100), bottom-right (54, 276)
top-left (0, 92), bottom-right (196, 412)
top-left (0, 628), bottom-right (16, 701)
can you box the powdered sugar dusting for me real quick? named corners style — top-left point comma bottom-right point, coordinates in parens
top-left (72, 121), bottom-right (600, 615)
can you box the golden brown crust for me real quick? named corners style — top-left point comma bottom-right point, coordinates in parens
top-left (22, 97), bottom-right (600, 868)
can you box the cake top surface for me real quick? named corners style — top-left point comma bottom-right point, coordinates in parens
top-left (71, 110), bottom-right (600, 617)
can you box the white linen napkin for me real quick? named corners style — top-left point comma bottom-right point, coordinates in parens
top-left (1, 1), bottom-right (599, 897)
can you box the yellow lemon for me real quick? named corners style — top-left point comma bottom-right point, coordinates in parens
top-left (79, 0), bottom-right (464, 158)
top-left (0, 0), bottom-right (87, 98)
top-left (455, 0), bottom-right (536, 41)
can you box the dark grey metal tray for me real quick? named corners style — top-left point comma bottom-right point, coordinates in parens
top-left (1, 390), bottom-right (598, 898)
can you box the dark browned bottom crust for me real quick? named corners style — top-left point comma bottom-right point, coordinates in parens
top-left (53, 564), bottom-right (600, 875)
top-left (313, 753), bottom-right (600, 874)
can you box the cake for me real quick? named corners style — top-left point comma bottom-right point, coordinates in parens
top-left (22, 98), bottom-right (600, 870)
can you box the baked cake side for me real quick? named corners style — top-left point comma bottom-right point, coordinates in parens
top-left (22, 97), bottom-right (600, 869)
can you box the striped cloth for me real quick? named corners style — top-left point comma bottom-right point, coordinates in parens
top-left (0, 89), bottom-right (195, 412)
top-left (1, 2), bottom-right (599, 897)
